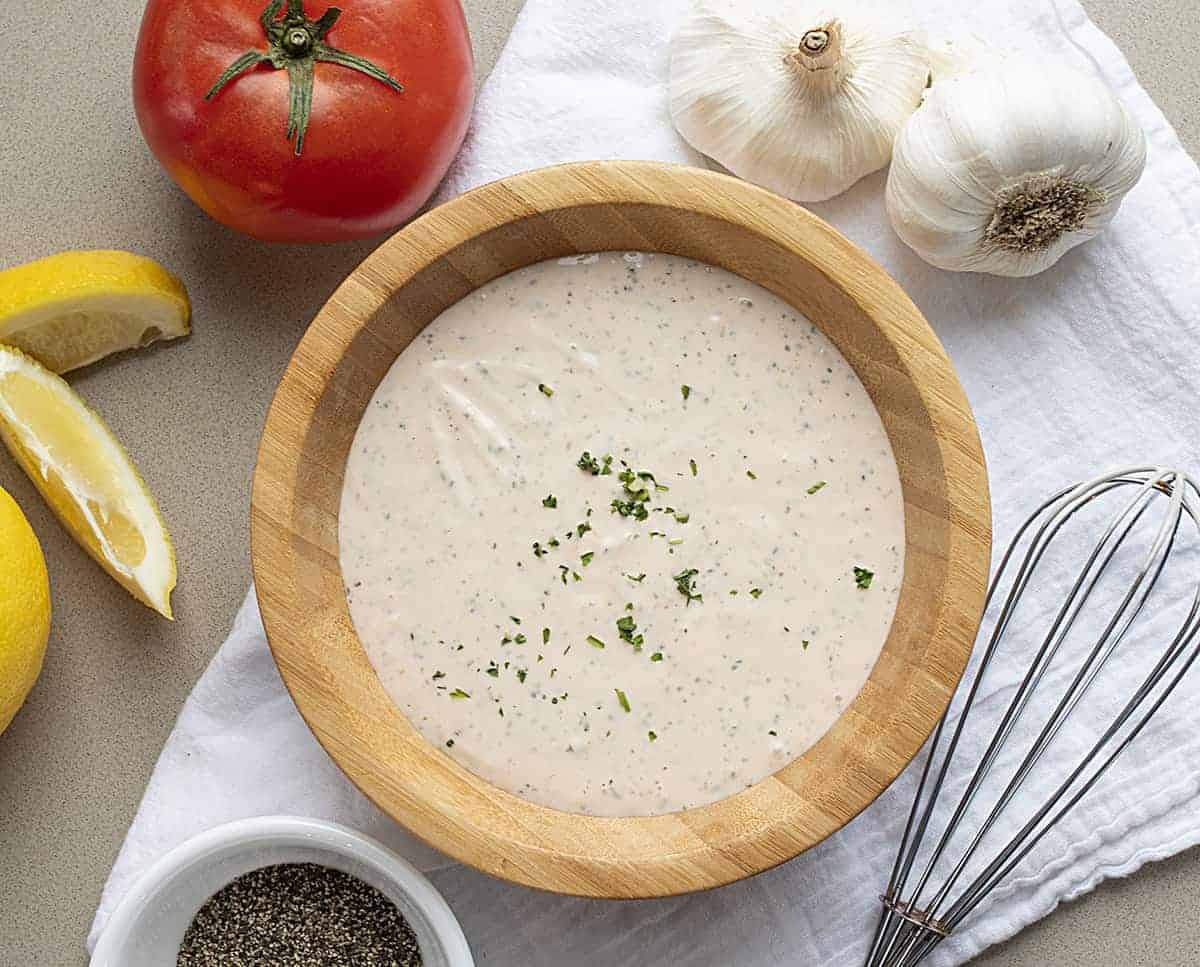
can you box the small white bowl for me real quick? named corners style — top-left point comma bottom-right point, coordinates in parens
top-left (90, 815), bottom-right (473, 967)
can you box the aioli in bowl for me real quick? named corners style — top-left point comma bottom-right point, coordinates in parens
top-left (339, 251), bottom-right (905, 816)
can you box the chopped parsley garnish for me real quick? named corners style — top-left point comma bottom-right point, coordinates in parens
top-left (587, 635), bottom-right (606, 649)
top-left (538, 382), bottom-right (554, 397)
top-left (577, 451), bottom-right (614, 475)
top-left (548, 537), bottom-right (560, 548)
top-left (514, 633), bottom-right (527, 645)
top-left (689, 458), bottom-right (698, 477)
top-left (625, 572), bottom-right (647, 583)
top-left (580, 551), bottom-right (595, 567)
top-left (445, 738), bottom-right (455, 748)
top-left (449, 688), bottom-right (470, 699)
top-left (673, 567), bottom-right (703, 605)
top-left (749, 587), bottom-right (763, 599)
top-left (802, 639), bottom-right (810, 651)
top-left (542, 627), bottom-right (551, 644)
top-left (612, 497), bottom-right (650, 520)
top-left (854, 566), bottom-right (875, 590)
top-left (746, 470), bottom-right (758, 480)
top-left (532, 541), bottom-right (548, 558)
top-left (432, 670), bottom-right (446, 680)
top-left (650, 652), bottom-right (663, 662)
top-left (615, 688), bottom-right (631, 713)
top-left (767, 729), bottom-right (777, 737)
top-left (674, 511), bottom-right (690, 524)
top-left (576, 521), bottom-right (592, 538)
top-left (616, 614), bottom-right (644, 651)
top-left (680, 384), bottom-right (691, 400)
top-left (572, 570), bottom-right (582, 582)
top-left (668, 538), bottom-right (684, 546)
top-left (558, 565), bottom-right (570, 585)
top-left (486, 662), bottom-right (499, 678)
top-left (510, 616), bottom-right (522, 625)
top-left (648, 730), bottom-right (658, 742)
top-left (516, 668), bottom-right (528, 683)
top-left (542, 494), bottom-right (558, 508)
top-left (807, 481), bottom-right (827, 495)
top-left (649, 530), bottom-right (667, 539)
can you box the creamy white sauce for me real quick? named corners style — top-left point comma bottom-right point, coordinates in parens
top-left (339, 252), bottom-right (904, 816)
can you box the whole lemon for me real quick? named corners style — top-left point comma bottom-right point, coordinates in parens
top-left (0, 485), bottom-right (51, 735)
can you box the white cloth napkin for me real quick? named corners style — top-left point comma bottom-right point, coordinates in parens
top-left (89, 0), bottom-right (1200, 963)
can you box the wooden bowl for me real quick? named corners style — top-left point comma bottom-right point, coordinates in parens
top-left (251, 161), bottom-right (991, 898)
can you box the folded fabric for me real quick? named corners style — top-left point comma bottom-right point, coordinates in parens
top-left (90, 1), bottom-right (1200, 963)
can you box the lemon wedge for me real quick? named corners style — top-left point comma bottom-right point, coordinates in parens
top-left (0, 346), bottom-right (176, 618)
top-left (0, 250), bottom-right (190, 373)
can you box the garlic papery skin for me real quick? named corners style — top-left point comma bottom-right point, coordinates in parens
top-left (886, 63), bottom-right (1147, 277)
top-left (669, 0), bottom-right (928, 203)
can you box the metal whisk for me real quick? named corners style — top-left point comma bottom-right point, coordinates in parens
top-left (865, 466), bottom-right (1200, 967)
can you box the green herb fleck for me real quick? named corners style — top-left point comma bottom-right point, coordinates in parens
top-left (486, 662), bottom-right (499, 678)
top-left (749, 587), bottom-right (763, 599)
top-left (650, 652), bottom-right (663, 662)
top-left (587, 635), bottom-right (606, 649)
top-left (581, 551), bottom-right (595, 567)
top-left (673, 567), bottom-right (703, 605)
top-left (746, 470), bottom-right (757, 480)
top-left (649, 530), bottom-right (667, 539)
top-left (548, 537), bottom-right (560, 548)
top-left (572, 570), bottom-right (582, 582)
top-left (449, 688), bottom-right (470, 699)
top-left (510, 616), bottom-right (522, 625)
top-left (532, 541), bottom-right (548, 558)
top-left (854, 566), bottom-right (875, 590)
top-left (674, 511), bottom-right (690, 524)
top-left (516, 668), bottom-right (528, 683)
top-left (625, 572), bottom-right (647, 583)
top-left (668, 538), bottom-right (684, 546)
top-left (543, 627), bottom-right (551, 645)
top-left (558, 565), bottom-right (569, 585)
top-left (802, 639), bottom-right (810, 651)
top-left (577, 451), bottom-right (613, 475)
top-left (615, 688), bottom-right (631, 713)
top-left (616, 614), bottom-right (644, 652)
top-left (538, 382), bottom-right (554, 397)
top-left (807, 481), bottom-right (827, 495)
top-left (514, 633), bottom-right (527, 645)
top-left (612, 497), bottom-right (650, 520)
top-left (681, 384), bottom-right (692, 400)
top-left (446, 738), bottom-right (455, 748)
top-left (576, 521), bottom-right (592, 538)
top-left (432, 670), bottom-right (446, 680)
top-left (768, 729), bottom-right (777, 737)
top-left (542, 494), bottom-right (558, 509)
top-left (648, 730), bottom-right (658, 742)
top-left (689, 458), bottom-right (698, 477)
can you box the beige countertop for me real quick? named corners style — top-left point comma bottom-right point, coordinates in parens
top-left (0, 2), bottom-right (1197, 964)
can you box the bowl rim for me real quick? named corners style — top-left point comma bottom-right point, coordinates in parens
top-left (88, 814), bottom-right (472, 966)
top-left (251, 159), bottom-right (991, 898)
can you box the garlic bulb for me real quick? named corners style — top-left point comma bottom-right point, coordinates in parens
top-left (886, 63), bottom-right (1147, 276)
top-left (669, 0), bottom-right (928, 202)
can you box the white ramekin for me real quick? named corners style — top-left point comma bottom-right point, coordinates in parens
top-left (89, 815), bottom-right (473, 966)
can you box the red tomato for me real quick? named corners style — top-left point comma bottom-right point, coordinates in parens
top-left (133, 0), bottom-right (474, 243)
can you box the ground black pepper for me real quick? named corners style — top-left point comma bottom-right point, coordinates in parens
top-left (177, 863), bottom-right (423, 966)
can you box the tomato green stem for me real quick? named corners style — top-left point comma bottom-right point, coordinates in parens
top-left (204, 0), bottom-right (404, 156)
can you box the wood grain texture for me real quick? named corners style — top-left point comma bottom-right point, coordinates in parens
top-left (250, 161), bottom-right (992, 898)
